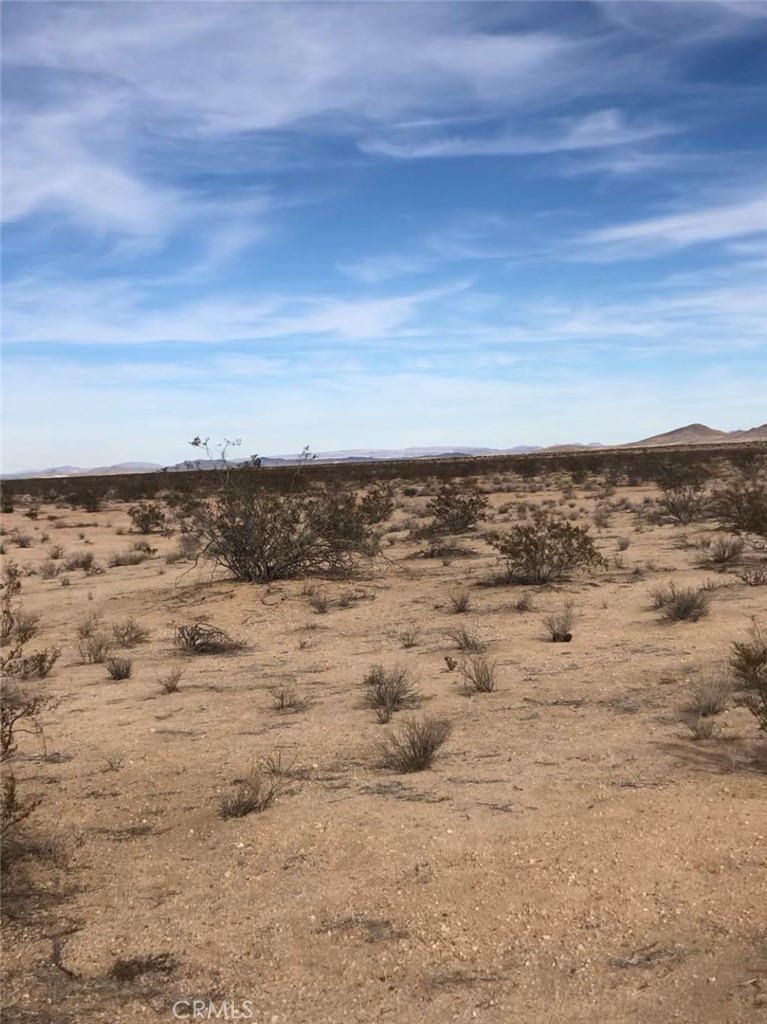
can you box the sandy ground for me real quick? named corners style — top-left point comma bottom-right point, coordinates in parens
top-left (1, 472), bottom-right (766, 1024)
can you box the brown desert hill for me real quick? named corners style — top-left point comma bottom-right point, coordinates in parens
top-left (628, 422), bottom-right (731, 447)
top-left (728, 423), bottom-right (767, 441)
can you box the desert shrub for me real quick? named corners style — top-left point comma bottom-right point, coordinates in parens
top-left (173, 480), bottom-right (375, 583)
top-left (158, 668), bottom-right (183, 694)
top-left (76, 612), bottom-right (102, 639)
top-left (689, 668), bottom-right (732, 717)
top-left (108, 549), bottom-right (148, 567)
top-left (488, 512), bottom-right (605, 584)
top-left (377, 716), bottom-right (451, 772)
top-left (735, 688), bottom-right (767, 733)
top-left (738, 564), bottom-right (767, 587)
top-left (1, 493), bottom-right (13, 514)
top-left (218, 768), bottom-right (282, 819)
top-left (515, 593), bottom-right (535, 612)
top-left (308, 590), bottom-right (330, 614)
top-left (268, 686), bottom-right (308, 712)
top-left (111, 618), bottom-right (150, 647)
top-left (362, 665), bottom-right (420, 723)
top-left (617, 536), bottom-right (631, 551)
top-left (426, 485), bottom-right (488, 534)
top-left (449, 588), bottom-right (472, 614)
top-left (593, 505), bottom-right (611, 529)
top-left (128, 502), bottom-right (167, 535)
top-left (40, 561), bottom-right (60, 580)
top-left (446, 626), bottom-right (486, 652)
top-left (359, 485), bottom-right (395, 525)
top-left (730, 624), bottom-right (767, 690)
top-left (175, 623), bottom-right (242, 655)
top-left (543, 599), bottom-right (575, 642)
top-left (658, 485), bottom-right (707, 525)
top-left (79, 633), bottom-right (113, 664)
top-left (650, 582), bottom-right (709, 622)
top-left (12, 532), bottom-right (32, 549)
top-left (105, 657), bottom-right (132, 680)
top-left (65, 550), bottom-right (95, 572)
top-left (711, 474), bottom-right (767, 536)
top-left (687, 716), bottom-right (716, 741)
top-left (132, 539), bottom-right (157, 555)
top-left (11, 612), bottom-right (39, 645)
top-left (459, 655), bottom-right (497, 693)
top-left (399, 628), bottom-right (420, 649)
top-left (706, 536), bottom-right (744, 565)
top-left (46, 544), bottom-right (65, 560)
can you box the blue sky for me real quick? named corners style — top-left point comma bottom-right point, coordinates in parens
top-left (2, 1), bottom-right (766, 472)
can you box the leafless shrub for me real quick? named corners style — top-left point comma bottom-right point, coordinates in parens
top-left (377, 716), bottom-right (451, 772)
top-left (108, 549), bottom-right (148, 567)
top-left (617, 536), bottom-right (631, 551)
top-left (308, 590), bottom-right (330, 614)
top-left (399, 628), bottom-right (420, 649)
top-left (218, 768), bottom-right (282, 819)
top-left (688, 667), bottom-right (732, 717)
top-left (449, 588), bottom-right (472, 614)
top-left (46, 544), bottom-right (65, 560)
top-left (11, 532), bottom-right (33, 549)
top-left (40, 561), bottom-right (60, 580)
top-left (11, 612), bottom-right (39, 645)
top-left (687, 716), bottom-right (716, 741)
top-left (706, 536), bottom-right (744, 565)
top-left (362, 665), bottom-right (420, 723)
top-left (78, 633), bottom-right (113, 664)
top-left (158, 668), bottom-right (184, 694)
top-left (65, 550), bottom-right (95, 571)
top-left (446, 626), bottom-right (486, 652)
top-left (268, 685), bottom-right (308, 713)
top-left (105, 657), bottom-right (132, 680)
top-left (737, 564), bottom-right (767, 586)
top-left (175, 623), bottom-right (243, 655)
top-left (76, 611), bottom-right (101, 639)
top-left (459, 655), bottom-right (497, 693)
top-left (650, 582), bottom-right (709, 622)
top-left (111, 618), bottom-right (150, 647)
top-left (515, 593), bottom-right (535, 612)
top-left (543, 599), bottom-right (576, 642)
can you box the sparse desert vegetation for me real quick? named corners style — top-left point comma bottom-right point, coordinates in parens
top-left (1, 446), bottom-right (766, 1023)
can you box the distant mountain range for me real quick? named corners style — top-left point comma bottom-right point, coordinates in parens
top-left (3, 423), bottom-right (765, 480)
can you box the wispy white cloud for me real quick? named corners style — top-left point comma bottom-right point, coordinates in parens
top-left (578, 193), bottom-right (767, 258)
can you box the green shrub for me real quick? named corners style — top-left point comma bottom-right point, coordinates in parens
top-left (426, 485), bottom-right (488, 534)
top-left (488, 512), bottom-right (604, 584)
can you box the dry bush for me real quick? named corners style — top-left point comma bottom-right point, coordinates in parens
top-left (737, 565), bottom-right (767, 586)
top-left (449, 588), bottom-right (472, 614)
top-left (377, 716), bottom-right (451, 773)
top-left (688, 668), bottom-right (732, 717)
top-left (172, 476), bottom-right (376, 583)
top-left (515, 593), bottom-right (535, 612)
top-left (79, 633), bottom-right (113, 664)
top-left (268, 686), bottom-right (308, 713)
top-left (687, 716), bottom-right (717, 741)
top-left (219, 768), bottom-right (282, 819)
top-left (543, 599), bottom-right (575, 642)
top-left (308, 590), bottom-right (330, 614)
top-left (11, 612), bottom-right (39, 645)
top-left (730, 623), bottom-right (767, 690)
top-left (399, 628), bottom-right (420, 649)
top-left (11, 532), bottom-right (33, 549)
top-left (362, 665), bottom-right (420, 723)
top-left (40, 560), bottom-right (60, 580)
top-left (711, 474), bottom-right (767, 536)
top-left (426, 484), bottom-right (488, 534)
top-left (616, 536), bottom-right (631, 551)
top-left (446, 625), bottom-right (486, 653)
top-left (706, 536), bottom-right (744, 565)
top-left (76, 611), bottom-right (101, 639)
top-left (111, 618), bottom-right (150, 647)
top-left (128, 502), bottom-right (167, 535)
top-left (657, 485), bottom-right (708, 525)
top-left (650, 582), bottom-right (709, 622)
top-left (65, 550), bottom-right (95, 572)
top-left (488, 512), bottom-right (605, 584)
top-left (46, 544), bottom-right (65, 560)
top-left (175, 623), bottom-right (243, 655)
top-left (108, 549), bottom-right (149, 568)
top-left (459, 655), bottom-right (497, 693)
top-left (158, 668), bottom-right (183, 694)
top-left (359, 485), bottom-right (395, 525)
top-left (105, 657), bottom-right (132, 680)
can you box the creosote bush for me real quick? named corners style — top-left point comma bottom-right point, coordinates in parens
top-left (377, 716), bottom-right (451, 773)
top-left (488, 511), bottom-right (605, 584)
top-left (711, 474), bottom-right (767, 537)
top-left (658, 485), bottom-right (708, 525)
top-left (650, 582), bottom-right (709, 622)
top-left (128, 502), bottom-right (167, 535)
top-left (425, 484), bottom-right (488, 534)
top-left (730, 623), bottom-right (767, 690)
